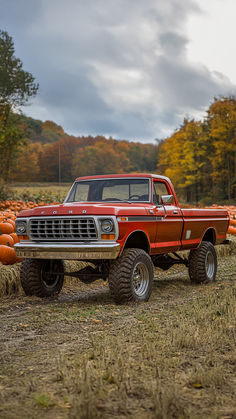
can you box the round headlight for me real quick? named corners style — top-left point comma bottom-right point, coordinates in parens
top-left (101, 219), bottom-right (113, 233)
top-left (16, 224), bottom-right (26, 234)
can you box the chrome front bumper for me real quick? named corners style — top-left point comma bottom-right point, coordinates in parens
top-left (14, 241), bottom-right (120, 260)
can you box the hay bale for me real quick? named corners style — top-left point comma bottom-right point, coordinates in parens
top-left (0, 262), bottom-right (21, 297)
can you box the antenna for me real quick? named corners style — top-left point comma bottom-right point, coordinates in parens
top-left (58, 141), bottom-right (61, 202)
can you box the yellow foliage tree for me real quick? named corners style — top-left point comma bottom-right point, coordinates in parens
top-left (158, 119), bottom-right (207, 202)
top-left (157, 97), bottom-right (236, 203)
top-left (206, 97), bottom-right (236, 199)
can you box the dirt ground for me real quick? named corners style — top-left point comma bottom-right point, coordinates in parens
top-left (0, 248), bottom-right (236, 418)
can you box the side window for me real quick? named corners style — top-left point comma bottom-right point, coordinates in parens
top-left (153, 182), bottom-right (169, 205)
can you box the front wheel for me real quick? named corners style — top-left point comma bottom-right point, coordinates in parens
top-left (108, 248), bottom-right (153, 303)
top-left (20, 259), bottom-right (65, 297)
top-left (188, 241), bottom-right (217, 284)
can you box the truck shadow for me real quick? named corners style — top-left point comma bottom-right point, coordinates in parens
top-left (55, 275), bottom-right (195, 306)
top-left (153, 277), bottom-right (194, 289)
top-left (58, 285), bottom-right (113, 305)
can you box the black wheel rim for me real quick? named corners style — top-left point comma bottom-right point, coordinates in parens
top-left (41, 261), bottom-right (62, 290)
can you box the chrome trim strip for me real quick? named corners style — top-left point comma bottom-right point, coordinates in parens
top-left (127, 216), bottom-right (163, 222)
top-left (14, 241), bottom-right (120, 260)
top-left (183, 218), bottom-right (228, 221)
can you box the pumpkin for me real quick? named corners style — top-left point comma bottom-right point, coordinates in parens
top-left (6, 218), bottom-right (15, 228)
top-left (10, 233), bottom-right (20, 244)
top-left (227, 226), bottom-right (236, 235)
top-left (0, 222), bottom-right (14, 235)
top-left (0, 245), bottom-right (17, 264)
top-left (229, 218), bottom-right (236, 227)
top-left (0, 234), bottom-right (14, 247)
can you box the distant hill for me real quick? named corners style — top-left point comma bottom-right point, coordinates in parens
top-left (9, 114), bottom-right (158, 182)
top-left (18, 115), bottom-right (65, 144)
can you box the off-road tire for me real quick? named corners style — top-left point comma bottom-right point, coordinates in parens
top-left (188, 241), bottom-right (217, 284)
top-left (20, 259), bottom-right (65, 297)
top-left (108, 248), bottom-right (153, 303)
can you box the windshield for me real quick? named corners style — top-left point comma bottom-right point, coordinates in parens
top-left (66, 178), bottom-right (150, 203)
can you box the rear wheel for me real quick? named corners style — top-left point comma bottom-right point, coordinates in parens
top-left (20, 259), bottom-right (65, 297)
top-left (108, 248), bottom-right (153, 303)
top-left (188, 241), bottom-right (217, 284)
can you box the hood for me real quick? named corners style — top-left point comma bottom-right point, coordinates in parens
top-left (17, 201), bottom-right (154, 218)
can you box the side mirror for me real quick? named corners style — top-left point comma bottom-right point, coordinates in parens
top-left (161, 194), bottom-right (174, 205)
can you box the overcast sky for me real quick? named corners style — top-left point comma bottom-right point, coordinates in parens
top-left (0, 0), bottom-right (235, 142)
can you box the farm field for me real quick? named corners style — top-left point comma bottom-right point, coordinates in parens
top-left (0, 242), bottom-right (236, 419)
top-left (0, 193), bottom-right (235, 418)
top-left (7, 183), bottom-right (71, 203)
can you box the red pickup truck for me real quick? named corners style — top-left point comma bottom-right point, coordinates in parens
top-left (15, 174), bottom-right (229, 303)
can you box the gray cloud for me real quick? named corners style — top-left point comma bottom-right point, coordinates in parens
top-left (0, 0), bottom-right (235, 142)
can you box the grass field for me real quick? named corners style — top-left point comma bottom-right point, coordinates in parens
top-left (0, 241), bottom-right (235, 419)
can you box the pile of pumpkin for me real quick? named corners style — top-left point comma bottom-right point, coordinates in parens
top-left (0, 200), bottom-right (59, 265)
top-left (0, 199), bottom-right (59, 212)
top-left (0, 211), bottom-right (20, 265)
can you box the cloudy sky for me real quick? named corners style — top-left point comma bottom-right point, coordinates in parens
top-left (0, 0), bottom-right (235, 142)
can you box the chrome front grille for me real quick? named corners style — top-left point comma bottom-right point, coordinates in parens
top-left (29, 217), bottom-right (97, 241)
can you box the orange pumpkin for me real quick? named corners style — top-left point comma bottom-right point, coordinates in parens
top-left (0, 234), bottom-right (14, 247)
top-left (229, 218), bottom-right (236, 227)
top-left (227, 226), bottom-right (236, 235)
top-left (6, 218), bottom-right (15, 228)
top-left (0, 222), bottom-right (14, 235)
top-left (10, 233), bottom-right (20, 244)
top-left (0, 245), bottom-right (17, 264)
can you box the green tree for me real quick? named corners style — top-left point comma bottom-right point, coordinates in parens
top-left (0, 30), bottom-right (38, 181)
top-left (0, 30), bottom-right (38, 106)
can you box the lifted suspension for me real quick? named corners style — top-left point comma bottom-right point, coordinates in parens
top-left (152, 253), bottom-right (188, 270)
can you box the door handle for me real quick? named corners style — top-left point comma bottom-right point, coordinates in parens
top-left (173, 210), bottom-right (178, 214)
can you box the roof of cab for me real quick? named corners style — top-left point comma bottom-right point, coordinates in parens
top-left (75, 173), bottom-right (170, 182)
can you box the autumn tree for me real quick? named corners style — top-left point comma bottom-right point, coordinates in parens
top-left (0, 30), bottom-right (38, 181)
top-left (9, 142), bottom-right (43, 182)
top-left (157, 98), bottom-right (236, 203)
top-left (205, 97), bottom-right (236, 200)
top-left (72, 141), bottom-right (131, 177)
top-left (0, 112), bottom-right (27, 181)
top-left (158, 119), bottom-right (209, 203)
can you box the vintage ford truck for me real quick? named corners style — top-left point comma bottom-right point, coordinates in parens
top-left (14, 174), bottom-right (229, 303)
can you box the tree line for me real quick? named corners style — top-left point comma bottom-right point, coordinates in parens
top-left (8, 125), bottom-right (158, 182)
top-left (157, 97), bottom-right (236, 203)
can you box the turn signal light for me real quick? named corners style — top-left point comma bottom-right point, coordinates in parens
top-left (117, 217), bottom-right (128, 222)
top-left (101, 234), bottom-right (116, 240)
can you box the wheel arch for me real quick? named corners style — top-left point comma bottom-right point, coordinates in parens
top-left (122, 230), bottom-right (150, 254)
top-left (200, 227), bottom-right (216, 245)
